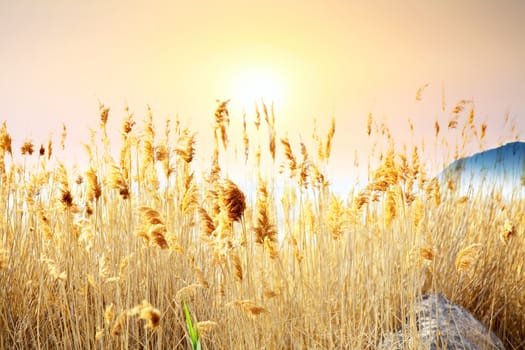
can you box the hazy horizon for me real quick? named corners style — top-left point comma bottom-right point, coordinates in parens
top-left (1, 0), bottom-right (524, 189)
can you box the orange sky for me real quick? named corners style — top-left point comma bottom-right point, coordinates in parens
top-left (1, 0), bottom-right (524, 188)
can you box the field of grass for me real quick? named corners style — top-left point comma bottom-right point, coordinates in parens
top-left (0, 100), bottom-right (524, 349)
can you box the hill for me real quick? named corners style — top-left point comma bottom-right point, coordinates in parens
top-left (438, 141), bottom-right (525, 198)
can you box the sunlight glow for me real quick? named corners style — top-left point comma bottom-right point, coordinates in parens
top-left (230, 68), bottom-right (285, 108)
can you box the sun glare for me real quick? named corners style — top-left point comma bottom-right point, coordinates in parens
top-left (230, 68), bottom-right (285, 108)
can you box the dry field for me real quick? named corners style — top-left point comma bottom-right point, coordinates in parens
top-left (0, 100), bottom-right (524, 349)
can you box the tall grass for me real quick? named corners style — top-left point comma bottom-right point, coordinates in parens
top-left (0, 99), bottom-right (524, 349)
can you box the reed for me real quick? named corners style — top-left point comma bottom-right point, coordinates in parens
top-left (0, 97), bottom-right (523, 349)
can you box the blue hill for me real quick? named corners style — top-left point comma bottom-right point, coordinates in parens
top-left (438, 141), bottom-right (525, 198)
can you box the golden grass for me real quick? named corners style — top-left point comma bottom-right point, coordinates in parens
top-left (0, 99), bottom-right (523, 349)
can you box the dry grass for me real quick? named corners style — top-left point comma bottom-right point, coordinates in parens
top-left (0, 99), bottom-right (524, 349)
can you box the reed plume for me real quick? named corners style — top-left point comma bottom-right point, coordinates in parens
top-left (109, 162), bottom-right (130, 200)
top-left (406, 245), bottom-right (436, 268)
top-left (196, 321), bottom-right (218, 338)
top-left (480, 123), bottom-right (487, 140)
top-left (249, 101), bottom-right (258, 129)
top-left (111, 313), bottom-right (127, 336)
top-left (123, 300), bottom-right (162, 330)
top-left (198, 207), bottom-right (215, 237)
top-left (193, 267), bottom-right (210, 288)
top-left (104, 303), bottom-right (115, 325)
top-left (263, 236), bottom-right (278, 259)
top-left (175, 128), bottom-right (196, 164)
top-left (242, 110), bottom-right (249, 163)
top-left (455, 243), bottom-right (482, 273)
top-left (139, 305), bottom-right (161, 329)
top-left (226, 300), bottom-right (268, 317)
top-left (384, 189), bottom-right (397, 228)
top-left (121, 106), bottom-right (136, 135)
top-left (324, 116), bottom-right (336, 161)
top-left (214, 99), bottom-right (230, 150)
top-left (415, 83), bottom-right (429, 101)
top-left (99, 102), bottom-right (110, 127)
top-left (0, 121), bottom-right (12, 155)
top-left (85, 167), bottom-right (101, 202)
top-left (327, 195), bottom-right (346, 240)
top-left (254, 179), bottom-right (277, 244)
top-left (136, 206), bottom-right (169, 249)
top-left (60, 123), bottom-right (67, 150)
top-left (262, 101), bottom-right (276, 161)
top-left (281, 137), bottom-right (297, 176)
top-left (155, 144), bottom-right (169, 162)
top-left (40, 256), bottom-right (66, 281)
top-left (298, 142), bottom-right (310, 189)
top-left (21, 140), bottom-right (34, 155)
top-left (231, 251), bottom-right (243, 282)
top-left (500, 219), bottom-right (515, 244)
top-left (367, 113), bottom-right (373, 136)
top-left (175, 284), bottom-right (204, 305)
top-left (0, 244), bottom-right (7, 270)
top-left (219, 179), bottom-right (246, 223)
top-left (56, 162), bottom-right (76, 210)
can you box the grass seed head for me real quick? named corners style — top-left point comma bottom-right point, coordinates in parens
top-left (0, 121), bottom-right (12, 155)
top-left (0, 245), bottom-right (8, 270)
top-left (85, 167), bottom-right (101, 202)
top-left (111, 313), bottom-right (127, 337)
top-left (197, 321), bottom-right (218, 338)
top-left (176, 284), bottom-right (204, 305)
top-left (226, 300), bottom-right (268, 317)
top-left (198, 207), bottom-right (215, 236)
top-left (155, 144), bottom-right (169, 162)
top-left (500, 219), bottom-right (516, 244)
top-left (147, 224), bottom-right (169, 249)
top-left (407, 246), bottom-right (435, 267)
top-left (21, 140), bottom-right (34, 155)
top-left (176, 129), bottom-right (196, 163)
top-left (328, 195), bottom-right (346, 240)
top-left (139, 306), bottom-right (161, 329)
top-left (254, 180), bottom-right (277, 244)
top-left (455, 243), bottom-right (482, 273)
top-left (121, 109), bottom-right (136, 135)
top-left (214, 99), bottom-right (230, 149)
top-left (324, 116), bottom-right (336, 160)
top-left (41, 256), bottom-right (66, 281)
top-left (264, 236), bottom-right (279, 259)
top-left (193, 268), bottom-right (209, 288)
top-left (231, 252), bottom-right (243, 282)
top-left (104, 303), bottom-right (115, 325)
top-left (219, 179), bottom-right (246, 223)
top-left (99, 103), bottom-right (110, 126)
top-left (281, 137), bottom-right (297, 174)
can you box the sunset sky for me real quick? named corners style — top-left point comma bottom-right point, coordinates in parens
top-left (1, 0), bottom-right (524, 188)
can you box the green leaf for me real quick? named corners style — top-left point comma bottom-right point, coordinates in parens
top-left (183, 302), bottom-right (194, 338)
top-left (183, 301), bottom-right (200, 350)
top-left (195, 326), bottom-right (200, 350)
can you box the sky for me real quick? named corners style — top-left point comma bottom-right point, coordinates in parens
top-left (1, 0), bottom-right (524, 189)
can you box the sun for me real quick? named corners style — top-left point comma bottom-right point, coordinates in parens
top-left (229, 68), bottom-right (285, 108)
